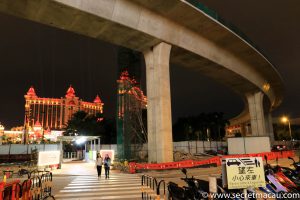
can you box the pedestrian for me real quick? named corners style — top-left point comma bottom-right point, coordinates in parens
top-left (104, 154), bottom-right (111, 179)
top-left (95, 153), bottom-right (103, 180)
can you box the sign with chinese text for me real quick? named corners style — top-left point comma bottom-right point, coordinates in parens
top-left (226, 157), bottom-right (265, 189)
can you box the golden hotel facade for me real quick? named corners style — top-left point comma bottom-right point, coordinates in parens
top-left (24, 86), bottom-right (104, 130)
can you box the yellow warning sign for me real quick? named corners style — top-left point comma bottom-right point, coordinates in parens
top-left (226, 157), bottom-right (266, 189)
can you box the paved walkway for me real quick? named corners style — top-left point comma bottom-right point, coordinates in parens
top-left (53, 162), bottom-right (141, 200)
top-left (51, 157), bottom-right (298, 199)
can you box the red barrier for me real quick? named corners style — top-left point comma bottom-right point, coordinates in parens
top-left (0, 182), bottom-right (4, 200)
top-left (129, 162), bottom-right (136, 174)
top-left (0, 180), bottom-right (21, 200)
top-left (128, 150), bottom-right (295, 173)
top-left (21, 179), bottom-right (32, 200)
top-left (208, 156), bottom-right (221, 166)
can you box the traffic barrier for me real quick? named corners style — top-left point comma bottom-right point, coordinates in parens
top-left (0, 182), bottom-right (3, 200)
top-left (30, 176), bottom-right (41, 200)
top-left (157, 180), bottom-right (167, 200)
top-left (130, 151), bottom-right (294, 173)
top-left (141, 176), bottom-right (168, 200)
top-left (0, 180), bottom-right (21, 200)
top-left (40, 171), bottom-right (54, 199)
top-left (0, 171), bottom-right (54, 200)
top-left (142, 175), bottom-right (159, 199)
top-left (129, 162), bottom-right (136, 174)
top-left (21, 179), bottom-right (31, 199)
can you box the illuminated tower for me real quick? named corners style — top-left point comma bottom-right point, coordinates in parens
top-left (117, 71), bottom-right (147, 160)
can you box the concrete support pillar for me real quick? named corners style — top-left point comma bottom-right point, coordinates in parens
top-left (265, 113), bottom-right (275, 143)
top-left (246, 91), bottom-right (266, 136)
top-left (144, 42), bottom-right (173, 163)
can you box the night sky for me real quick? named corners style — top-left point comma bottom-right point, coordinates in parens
top-left (0, 1), bottom-right (299, 129)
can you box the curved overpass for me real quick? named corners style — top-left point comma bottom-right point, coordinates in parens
top-left (0, 0), bottom-right (284, 162)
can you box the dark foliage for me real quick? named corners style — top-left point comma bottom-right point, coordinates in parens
top-left (172, 112), bottom-right (229, 142)
top-left (64, 111), bottom-right (116, 144)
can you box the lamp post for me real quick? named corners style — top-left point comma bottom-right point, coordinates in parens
top-left (281, 116), bottom-right (292, 148)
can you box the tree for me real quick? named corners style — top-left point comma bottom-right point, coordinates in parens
top-left (64, 111), bottom-right (105, 137)
top-left (101, 118), bottom-right (117, 144)
top-left (172, 112), bottom-right (229, 142)
top-left (65, 111), bottom-right (117, 144)
top-left (210, 112), bottom-right (230, 141)
top-left (173, 117), bottom-right (195, 141)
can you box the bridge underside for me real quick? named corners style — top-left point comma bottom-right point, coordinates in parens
top-left (0, 0), bottom-right (283, 107)
top-left (0, 0), bottom-right (284, 162)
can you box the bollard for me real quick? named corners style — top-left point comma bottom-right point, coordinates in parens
top-left (209, 176), bottom-right (218, 199)
top-left (3, 175), bottom-right (6, 184)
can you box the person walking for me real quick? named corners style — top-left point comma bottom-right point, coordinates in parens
top-left (104, 154), bottom-right (111, 179)
top-left (95, 153), bottom-right (103, 180)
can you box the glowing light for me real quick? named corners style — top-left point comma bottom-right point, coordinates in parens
top-left (75, 137), bottom-right (87, 145)
top-left (281, 116), bottom-right (288, 123)
top-left (263, 82), bottom-right (270, 91)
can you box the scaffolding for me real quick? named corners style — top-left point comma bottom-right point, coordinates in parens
top-left (117, 71), bottom-right (147, 161)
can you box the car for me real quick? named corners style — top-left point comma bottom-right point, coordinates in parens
top-left (271, 145), bottom-right (287, 152)
top-left (227, 159), bottom-right (241, 166)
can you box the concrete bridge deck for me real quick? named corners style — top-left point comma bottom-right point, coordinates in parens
top-left (0, 0), bottom-right (285, 162)
top-left (0, 0), bottom-right (284, 113)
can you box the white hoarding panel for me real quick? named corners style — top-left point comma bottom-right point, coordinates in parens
top-left (228, 137), bottom-right (271, 154)
top-left (38, 151), bottom-right (60, 166)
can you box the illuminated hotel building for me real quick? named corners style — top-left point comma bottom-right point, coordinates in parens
top-left (24, 86), bottom-right (104, 130)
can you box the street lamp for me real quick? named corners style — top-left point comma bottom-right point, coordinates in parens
top-left (281, 116), bottom-right (292, 146)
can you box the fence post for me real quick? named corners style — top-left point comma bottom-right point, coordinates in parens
top-left (209, 176), bottom-right (218, 199)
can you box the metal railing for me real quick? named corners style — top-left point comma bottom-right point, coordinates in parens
top-left (0, 171), bottom-right (54, 200)
top-left (142, 175), bottom-right (167, 200)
